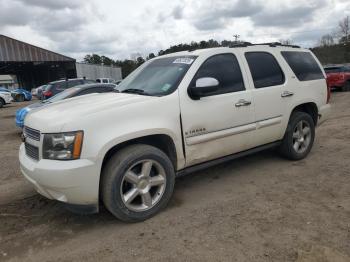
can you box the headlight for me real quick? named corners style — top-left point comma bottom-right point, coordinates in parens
top-left (43, 131), bottom-right (84, 160)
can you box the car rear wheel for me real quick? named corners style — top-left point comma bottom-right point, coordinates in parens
top-left (101, 144), bottom-right (175, 222)
top-left (0, 98), bottom-right (4, 108)
top-left (279, 111), bottom-right (315, 160)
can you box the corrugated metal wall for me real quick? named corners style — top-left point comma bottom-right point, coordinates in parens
top-left (0, 35), bottom-right (74, 62)
top-left (76, 63), bottom-right (122, 80)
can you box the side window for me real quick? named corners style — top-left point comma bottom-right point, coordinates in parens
top-left (67, 80), bottom-right (80, 88)
top-left (193, 53), bottom-right (245, 96)
top-left (54, 82), bottom-right (67, 91)
top-left (102, 79), bottom-right (108, 83)
top-left (245, 52), bottom-right (285, 88)
top-left (281, 51), bottom-right (324, 81)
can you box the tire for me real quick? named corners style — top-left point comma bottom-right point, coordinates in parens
top-left (16, 94), bottom-right (25, 102)
top-left (279, 111), bottom-right (315, 160)
top-left (101, 144), bottom-right (175, 222)
top-left (0, 98), bottom-right (4, 108)
top-left (341, 82), bottom-right (350, 92)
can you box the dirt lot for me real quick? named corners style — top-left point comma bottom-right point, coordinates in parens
top-left (0, 94), bottom-right (349, 262)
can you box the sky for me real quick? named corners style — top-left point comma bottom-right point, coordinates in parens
top-left (0, 0), bottom-right (349, 61)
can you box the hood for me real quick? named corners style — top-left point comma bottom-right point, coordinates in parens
top-left (25, 92), bottom-right (156, 132)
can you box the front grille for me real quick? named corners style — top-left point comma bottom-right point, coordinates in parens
top-left (25, 142), bottom-right (39, 161)
top-left (24, 126), bottom-right (40, 141)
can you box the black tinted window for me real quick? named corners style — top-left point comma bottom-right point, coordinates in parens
top-left (324, 67), bottom-right (342, 73)
top-left (193, 54), bottom-right (245, 96)
top-left (281, 51), bottom-right (324, 81)
top-left (245, 52), bottom-right (284, 88)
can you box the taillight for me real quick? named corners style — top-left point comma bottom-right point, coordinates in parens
top-left (43, 91), bottom-right (52, 97)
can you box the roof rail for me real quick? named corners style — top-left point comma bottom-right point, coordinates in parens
top-left (230, 42), bottom-right (300, 48)
top-left (229, 42), bottom-right (253, 48)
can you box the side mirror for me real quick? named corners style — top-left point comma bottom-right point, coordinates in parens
top-left (189, 77), bottom-right (219, 99)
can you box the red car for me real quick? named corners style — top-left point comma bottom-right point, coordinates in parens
top-left (324, 65), bottom-right (350, 91)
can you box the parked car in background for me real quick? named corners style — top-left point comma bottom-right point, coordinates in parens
top-left (324, 65), bottom-right (350, 91)
top-left (42, 78), bottom-right (95, 99)
top-left (0, 87), bottom-right (11, 93)
top-left (11, 88), bottom-right (32, 102)
top-left (20, 45), bottom-right (330, 222)
top-left (96, 78), bottom-right (116, 84)
top-left (0, 90), bottom-right (13, 108)
top-left (15, 83), bottom-right (117, 128)
top-left (32, 85), bottom-right (46, 97)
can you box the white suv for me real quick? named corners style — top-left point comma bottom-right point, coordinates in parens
top-left (0, 91), bottom-right (13, 108)
top-left (19, 44), bottom-right (331, 222)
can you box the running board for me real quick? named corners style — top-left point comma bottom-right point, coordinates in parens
top-left (176, 141), bottom-right (281, 177)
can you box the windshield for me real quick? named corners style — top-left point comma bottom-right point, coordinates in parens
top-left (44, 87), bottom-right (80, 103)
top-left (117, 56), bottom-right (197, 96)
top-left (324, 67), bottom-right (342, 73)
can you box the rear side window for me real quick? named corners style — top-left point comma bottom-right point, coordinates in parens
top-left (193, 53), bottom-right (245, 96)
top-left (53, 82), bottom-right (67, 90)
top-left (67, 80), bottom-right (81, 88)
top-left (281, 51), bottom-right (324, 81)
top-left (245, 52), bottom-right (285, 88)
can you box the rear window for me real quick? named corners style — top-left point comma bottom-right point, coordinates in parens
top-left (281, 51), bottom-right (324, 81)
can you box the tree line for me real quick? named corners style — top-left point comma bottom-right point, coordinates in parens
top-left (83, 16), bottom-right (350, 77)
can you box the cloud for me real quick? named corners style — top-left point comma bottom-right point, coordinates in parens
top-left (172, 5), bottom-right (184, 20)
top-left (0, 0), bottom-right (346, 61)
top-left (252, 1), bottom-right (328, 28)
top-left (17, 0), bottom-right (83, 10)
top-left (190, 0), bottom-right (262, 31)
top-left (0, 0), bottom-right (33, 26)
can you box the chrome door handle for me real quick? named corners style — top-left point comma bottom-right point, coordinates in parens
top-left (281, 91), bottom-right (294, 97)
top-left (235, 99), bottom-right (251, 107)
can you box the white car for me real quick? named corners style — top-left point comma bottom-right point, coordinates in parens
top-left (19, 44), bottom-right (331, 222)
top-left (0, 91), bottom-right (13, 108)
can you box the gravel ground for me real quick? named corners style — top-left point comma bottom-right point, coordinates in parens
top-left (0, 94), bottom-right (349, 262)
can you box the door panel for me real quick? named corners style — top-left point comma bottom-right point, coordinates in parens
top-left (243, 51), bottom-right (288, 146)
top-left (179, 52), bottom-right (255, 166)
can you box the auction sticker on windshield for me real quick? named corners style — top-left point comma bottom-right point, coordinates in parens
top-left (173, 58), bottom-right (194, 64)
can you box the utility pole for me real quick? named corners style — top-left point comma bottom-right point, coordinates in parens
top-left (233, 34), bottom-right (240, 43)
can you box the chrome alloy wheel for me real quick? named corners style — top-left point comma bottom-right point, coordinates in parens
top-left (120, 160), bottom-right (167, 212)
top-left (292, 120), bottom-right (311, 154)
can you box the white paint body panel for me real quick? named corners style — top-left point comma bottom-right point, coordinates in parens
top-left (0, 91), bottom-right (12, 104)
top-left (19, 46), bottom-right (330, 206)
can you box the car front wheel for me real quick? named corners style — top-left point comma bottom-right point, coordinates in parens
top-left (101, 144), bottom-right (175, 222)
top-left (16, 94), bottom-right (25, 102)
top-left (279, 111), bottom-right (315, 160)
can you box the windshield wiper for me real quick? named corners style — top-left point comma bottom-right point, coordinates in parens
top-left (121, 88), bottom-right (150, 96)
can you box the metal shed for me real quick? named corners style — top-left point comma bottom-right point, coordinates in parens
top-left (0, 35), bottom-right (76, 89)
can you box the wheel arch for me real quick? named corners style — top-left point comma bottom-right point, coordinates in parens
top-left (290, 102), bottom-right (318, 126)
top-left (100, 134), bottom-right (178, 174)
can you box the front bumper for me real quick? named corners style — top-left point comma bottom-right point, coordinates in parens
top-left (3, 95), bottom-right (12, 104)
top-left (318, 104), bottom-right (331, 125)
top-left (19, 143), bottom-right (100, 209)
